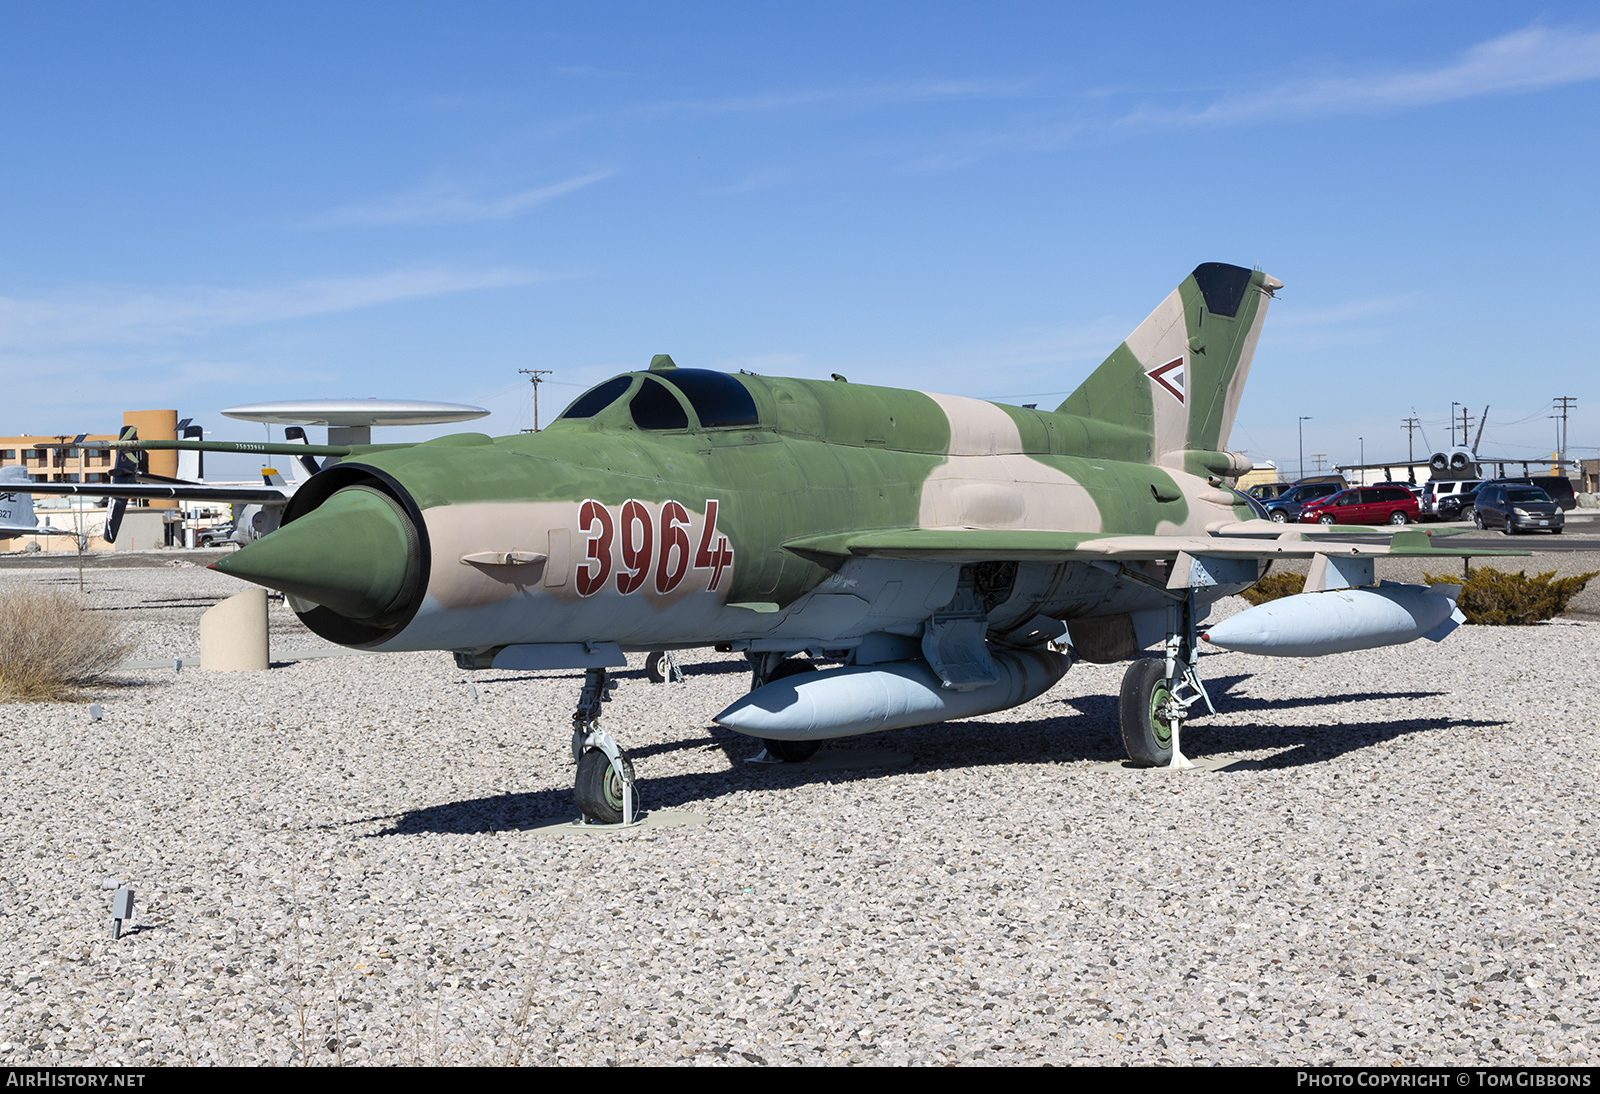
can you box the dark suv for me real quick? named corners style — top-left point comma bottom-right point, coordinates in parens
top-left (1472, 482), bottom-right (1565, 535)
top-left (1261, 481), bottom-right (1341, 524)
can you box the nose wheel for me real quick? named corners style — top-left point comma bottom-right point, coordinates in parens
top-left (574, 747), bottom-right (637, 825)
top-left (570, 667), bottom-right (641, 826)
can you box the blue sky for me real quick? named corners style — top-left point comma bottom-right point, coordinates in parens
top-left (2, 3), bottom-right (1596, 479)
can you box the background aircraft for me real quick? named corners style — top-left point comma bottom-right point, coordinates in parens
top-left (1337, 406), bottom-right (1564, 483)
top-left (0, 466), bottom-right (76, 541)
top-left (13, 401), bottom-right (487, 544)
top-left (188, 262), bottom-right (1519, 826)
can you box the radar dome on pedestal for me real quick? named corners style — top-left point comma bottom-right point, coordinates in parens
top-left (222, 399), bottom-right (490, 445)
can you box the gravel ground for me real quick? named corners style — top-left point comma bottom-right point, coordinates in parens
top-left (1, 551), bottom-right (1597, 1066)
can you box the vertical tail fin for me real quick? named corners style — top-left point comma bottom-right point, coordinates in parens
top-left (0, 465), bottom-right (40, 533)
top-left (176, 420), bottom-right (204, 482)
top-left (1056, 263), bottom-right (1278, 474)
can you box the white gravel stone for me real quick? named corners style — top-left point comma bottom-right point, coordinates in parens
top-left (0, 549), bottom-right (1596, 1064)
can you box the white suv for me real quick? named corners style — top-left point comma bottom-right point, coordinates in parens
top-left (1421, 479), bottom-right (1482, 516)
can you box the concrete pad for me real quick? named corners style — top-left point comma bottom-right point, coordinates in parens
top-left (526, 809), bottom-right (711, 836)
top-left (1085, 754), bottom-right (1240, 774)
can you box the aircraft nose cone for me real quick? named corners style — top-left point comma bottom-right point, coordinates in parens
top-left (214, 486), bottom-right (422, 622)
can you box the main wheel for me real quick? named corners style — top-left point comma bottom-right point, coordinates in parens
top-left (1389, 510), bottom-right (1408, 525)
top-left (575, 748), bottom-right (635, 824)
top-left (1318, 514), bottom-right (1336, 526)
top-left (1119, 658), bottom-right (1175, 768)
top-left (645, 651), bottom-right (668, 684)
top-left (760, 659), bottom-right (822, 762)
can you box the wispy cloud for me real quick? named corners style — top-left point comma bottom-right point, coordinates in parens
top-left (0, 266), bottom-right (535, 346)
top-left (1267, 295), bottom-right (1413, 328)
top-left (902, 26), bottom-right (1600, 170)
top-left (643, 78), bottom-right (1034, 117)
top-left (316, 170), bottom-right (612, 227)
top-left (1257, 294), bottom-right (1415, 353)
top-left (1145, 25), bottom-right (1600, 127)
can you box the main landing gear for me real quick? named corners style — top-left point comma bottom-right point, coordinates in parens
top-left (570, 667), bottom-right (641, 826)
top-left (744, 653), bottom-right (822, 764)
top-left (1117, 591), bottom-right (1214, 770)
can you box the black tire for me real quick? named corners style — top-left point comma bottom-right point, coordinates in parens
top-left (574, 748), bottom-right (635, 824)
top-left (760, 659), bottom-right (822, 763)
top-left (1459, 506), bottom-right (1474, 522)
top-left (1389, 510), bottom-right (1408, 526)
top-left (763, 739), bottom-right (822, 763)
top-left (1119, 658), bottom-right (1174, 768)
top-left (1501, 523), bottom-right (1516, 536)
top-left (645, 651), bottom-right (667, 684)
top-left (1474, 512), bottom-right (1485, 530)
top-left (1318, 514), bottom-right (1336, 526)
top-left (1269, 510), bottom-right (1288, 524)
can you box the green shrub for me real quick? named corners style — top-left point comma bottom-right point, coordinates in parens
top-left (0, 588), bottom-right (135, 701)
top-left (1239, 572), bottom-right (1306, 606)
top-left (1422, 566), bottom-right (1598, 625)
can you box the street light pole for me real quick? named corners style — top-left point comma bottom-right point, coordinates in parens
top-left (1299, 416), bottom-right (1312, 480)
top-left (1359, 436), bottom-right (1364, 484)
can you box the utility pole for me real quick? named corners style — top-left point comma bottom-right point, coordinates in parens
top-left (1298, 416), bottom-right (1312, 480)
top-left (1459, 405), bottom-right (1474, 450)
top-left (1358, 436), bottom-right (1364, 484)
top-left (1402, 416), bottom-right (1420, 463)
top-left (1310, 453), bottom-right (1327, 473)
top-left (1554, 396), bottom-right (1577, 469)
top-left (518, 369), bottom-right (554, 433)
top-left (1450, 402), bottom-right (1458, 447)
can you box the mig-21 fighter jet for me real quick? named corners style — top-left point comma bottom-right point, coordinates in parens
top-left (141, 262), bottom-right (1518, 825)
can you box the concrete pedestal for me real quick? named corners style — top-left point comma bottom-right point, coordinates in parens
top-left (200, 589), bottom-right (270, 671)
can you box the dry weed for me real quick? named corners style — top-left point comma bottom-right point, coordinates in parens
top-left (0, 587), bottom-right (135, 701)
top-left (1239, 572), bottom-right (1306, 605)
top-left (1424, 566), bottom-right (1599, 625)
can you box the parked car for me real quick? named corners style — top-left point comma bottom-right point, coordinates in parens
top-left (198, 522), bottom-right (238, 547)
top-left (1420, 479), bottom-right (1482, 517)
top-left (1434, 484), bottom-right (1481, 522)
top-left (1488, 475), bottom-right (1577, 512)
top-left (1298, 485), bottom-right (1421, 526)
top-left (1471, 482), bottom-right (1565, 535)
top-left (1261, 481), bottom-right (1342, 524)
top-left (1246, 481), bottom-right (1295, 502)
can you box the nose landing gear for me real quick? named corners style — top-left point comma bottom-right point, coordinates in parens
top-left (570, 667), bottom-right (641, 826)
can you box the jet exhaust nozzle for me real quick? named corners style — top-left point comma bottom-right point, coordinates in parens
top-left (714, 647), bottom-right (1070, 740)
top-left (1200, 584), bottom-right (1464, 658)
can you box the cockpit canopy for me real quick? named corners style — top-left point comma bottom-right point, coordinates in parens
top-left (557, 368), bottom-right (760, 431)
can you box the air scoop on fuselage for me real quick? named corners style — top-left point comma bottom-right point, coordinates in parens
top-left (212, 484), bottom-right (422, 623)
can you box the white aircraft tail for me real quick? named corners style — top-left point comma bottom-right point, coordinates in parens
top-left (0, 465), bottom-right (73, 538)
top-left (0, 466), bottom-right (41, 533)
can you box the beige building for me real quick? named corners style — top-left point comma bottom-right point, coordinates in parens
top-left (0, 409), bottom-right (182, 508)
top-left (0, 433), bottom-right (119, 483)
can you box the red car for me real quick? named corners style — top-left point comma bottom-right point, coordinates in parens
top-left (1298, 485), bottom-right (1420, 526)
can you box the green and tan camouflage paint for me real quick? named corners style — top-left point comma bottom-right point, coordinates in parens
top-left (219, 264), bottom-right (1285, 654)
